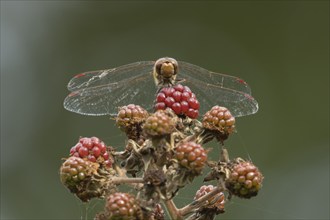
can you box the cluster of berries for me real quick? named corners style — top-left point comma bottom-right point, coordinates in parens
top-left (143, 110), bottom-right (176, 137)
top-left (60, 156), bottom-right (97, 187)
top-left (60, 83), bottom-right (263, 219)
top-left (116, 104), bottom-right (149, 129)
top-left (104, 192), bottom-right (140, 219)
top-left (60, 137), bottom-right (114, 202)
top-left (95, 192), bottom-right (164, 220)
top-left (69, 137), bottom-right (112, 168)
top-left (202, 105), bottom-right (235, 135)
top-left (226, 160), bottom-right (263, 198)
top-left (155, 84), bottom-right (200, 119)
top-left (175, 141), bottom-right (207, 174)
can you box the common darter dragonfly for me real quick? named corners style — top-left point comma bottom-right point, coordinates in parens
top-left (64, 57), bottom-right (258, 117)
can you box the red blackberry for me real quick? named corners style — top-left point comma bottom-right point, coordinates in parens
top-left (194, 185), bottom-right (225, 211)
top-left (70, 137), bottom-right (113, 168)
top-left (203, 106), bottom-right (235, 135)
top-left (175, 141), bottom-right (207, 173)
top-left (143, 110), bottom-right (176, 137)
top-left (226, 159), bottom-right (263, 198)
top-left (105, 192), bottom-right (140, 219)
top-left (155, 84), bottom-right (199, 119)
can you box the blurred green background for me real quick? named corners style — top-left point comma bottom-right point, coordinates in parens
top-left (1, 1), bottom-right (329, 219)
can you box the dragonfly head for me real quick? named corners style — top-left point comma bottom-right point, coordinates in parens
top-left (154, 57), bottom-right (178, 79)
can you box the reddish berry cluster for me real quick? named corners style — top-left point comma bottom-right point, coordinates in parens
top-left (143, 110), bottom-right (175, 137)
top-left (175, 141), bottom-right (207, 173)
top-left (70, 137), bottom-right (112, 168)
top-left (116, 104), bottom-right (148, 129)
top-left (194, 185), bottom-right (225, 211)
top-left (105, 192), bottom-right (140, 219)
top-left (155, 84), bottom-right (200, 119)
top-left (202, 106), bottom-right (235, 134)
top-left (226, 160), bottom-right (263, 198)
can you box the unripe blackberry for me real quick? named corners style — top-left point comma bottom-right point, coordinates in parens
top-left (116, 104), bottom-right (148, 129)
top-left (203, 106), bottom-right (235, 136)
top-left (69, 137), bottom-right (113, 168)
top-left (175, 141), bottom-right (207, 173)
top-left (155, 84), bottom-right (199, 119)
top-left (60, 156), bottom-right (104, 202)
top-left (116, 104), bottom-right (149, 144)
top-left (105, 192), bottom-right (140, 220)
top-left (143, 110), bottom-right (175, 137)
top-left (60, 156), bottom-right (97, 187)
top-left (226, 159), bottom-right (263, 198)
top-left (194, 185), bottom-right (225, 211)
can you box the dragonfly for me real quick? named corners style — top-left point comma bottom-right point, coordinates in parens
top-left (64, 57), bottom-right (258, 117)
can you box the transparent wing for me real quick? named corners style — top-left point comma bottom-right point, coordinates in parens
top-left (64, 61), bottom-right (156, 116)
top-left (178, 61), bottom-right (258, 117)
top-left (67, 61), bottom-right (154, 92)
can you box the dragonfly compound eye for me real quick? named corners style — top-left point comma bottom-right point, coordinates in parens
top-left (154, 57), bottom-right (178, 78)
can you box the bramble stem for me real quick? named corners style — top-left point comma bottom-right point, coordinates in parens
top-left (163, 199), bottom-right (183, 220)
top-left (110, 177), bottom-right (144, 185)
top-left (178, 186), bottom-right (223, 217)
top-left (114, 164), bottom-right (127, 177)
top-left (220, 147), bottom-right (230, 163)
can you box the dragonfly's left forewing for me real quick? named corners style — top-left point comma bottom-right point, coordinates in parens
top-left (178, 61), bottom-right (258, 117)
top-left (178, 61), bottom-right (252, 95)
